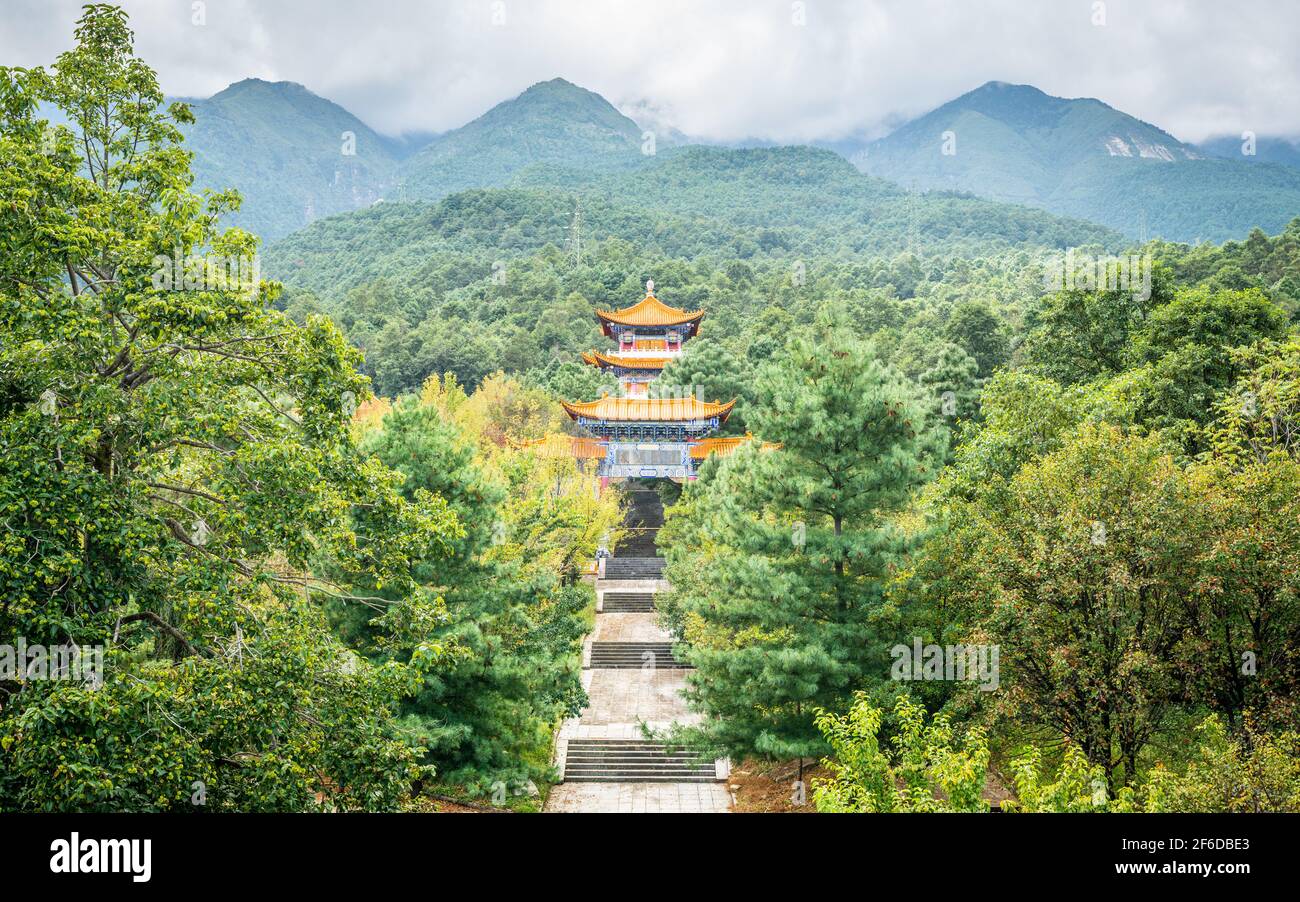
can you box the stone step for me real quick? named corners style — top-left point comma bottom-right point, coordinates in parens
top-left (563, 751), bottom-right (699, 758)
top-left (601, 592), bottom-right (656, 612)
top-left (604, 557), bottom-right (665, 579)
top-left (613, 527), bottom-right (660, 557)
top-left (563, 775), bottom-right (718, 783)
top-left (603, 570), bottom-right (665, 581)
top-left (589, 642), bottom-right (687, 669)
top-left (563, 740), bottom-right (718, 783)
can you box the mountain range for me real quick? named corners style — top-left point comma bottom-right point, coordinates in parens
top-left (176, 77), bottom-right (654, 240)
top-left (1197, 134), bottom-right (1300, 170)
top-left (852, 81), bottom-right (1300, 243)
top-left (167, 76), bottom-right (1299, 245)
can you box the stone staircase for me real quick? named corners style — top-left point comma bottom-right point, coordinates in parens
top-left (613, 488), bottom-right (664, 556)
top-left (589, 641), bottom-right (687, 669)
top-left (561, 740), bottom-right (718, 783)
top-left (545, 486), bottom-right (730, 812)
top-left (601, 591), bottom-right (656, 613)
top-left (603, 557), bottom-right (666, 580)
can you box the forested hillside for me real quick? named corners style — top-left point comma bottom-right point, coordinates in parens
top-left (179, 79), bottom-right (405, 239)
top-left (858, 81), bottom-right (1300, 242)
top-left (399, 78), bottom-right (647, 200)
top-left (264, 175), bottom-right (1297, 408)
top-left (263, 143), bottom-right (1124, 398)
top-left (268, 146), bottom-right (1120, 295)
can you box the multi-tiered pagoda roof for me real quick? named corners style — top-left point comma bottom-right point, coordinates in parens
top-left (579, 351), bottom-right (674, 371)
top-left (537, 280), bottom-right (768, 482)
top-left (594, 293), bottom-right (705, 338)
top-left (560, 395), bottom-right (736, 423)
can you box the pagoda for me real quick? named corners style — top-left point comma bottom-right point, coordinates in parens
top-left (580, 281), bottom-right (704, 397)
top-left (557, 281), bottom-right (740, 483)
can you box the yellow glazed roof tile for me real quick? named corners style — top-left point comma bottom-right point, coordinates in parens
top-left (595, 294), bottom-right (705, 328)
top-left (560, 395), bottom-right (735, 422)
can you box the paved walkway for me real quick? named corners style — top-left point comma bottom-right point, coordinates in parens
top-left (545, 558), bottom-right (731, 813)
top-left (546, 780), bottom-right (732, 813)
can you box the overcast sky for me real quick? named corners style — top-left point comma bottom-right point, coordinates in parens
top-left (3, 0), bottom-right (1297, 143)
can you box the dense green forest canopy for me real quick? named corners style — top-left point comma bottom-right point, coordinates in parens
top-left (265, 172), bottom-right (1299, 406)
top-left (0, 4), bottom-right (616, 812)
top-left (261, 143), bottom-right (1130, 402)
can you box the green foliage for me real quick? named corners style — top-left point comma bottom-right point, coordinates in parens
top-left (1023, 267), bottom-right (1174, 384)
top-left (935, 368), bottom-right (1141, 505)
top-left (1146, 716), bottom-right (1300, 813)
top-left (1150, 220), bottom-right (1300, 307)
top-left (943, 300), bottom-right (1009, 377)
top-left (1125, 287), bottom-right (1288, 449)
top-left (656, 337), bottom-right (752, 434)
top-left (1006, 716), bottom-right (1300, 813)
top-left (919, 341), bottom-right (981, 456)
top-left (813, 694), bottom-right (989, 812)
top-left (0, 4), bottom-right (450, 810)
top-left (943, 425), bottom-right (1199, 789)
top-left (1206, 335), bottom-right (1300, 465)
top-left (660, 324), bottom-right (938, 762)
top-left (1180, 458), bottom-right (1300, 732)
top-left (0, 608), bottom-right (425, 812)
top-left (524, 356), bottom-right (615, 402)
top-left (1004, 744), bottom-right (1131, 813)
top-left (342, 397), bottom-right (591, 792)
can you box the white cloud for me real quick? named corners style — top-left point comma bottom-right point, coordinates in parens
top-left (2, 0), bottom-right (1296, 142)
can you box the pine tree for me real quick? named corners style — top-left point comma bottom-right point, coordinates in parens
top-left (340, 399), bottom-right (589, 794)
top-left (920, 341), bottom-right (981, 461)
top-left (657, 337), bottom-right (751, 434)
top-left (665, 323), bottom-right (938, 771)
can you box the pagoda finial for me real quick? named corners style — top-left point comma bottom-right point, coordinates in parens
top-left (646, 279), bottom-right (654, 295)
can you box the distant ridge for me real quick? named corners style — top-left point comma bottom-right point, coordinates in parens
top-left (852, 80), bottom-right (1300, 242)
top-left (180, 78), bottom-right (401, 240)
top-left (171, 75), bottom-right (1298, 245)
top-left (398, 78), bottom-right (646, 201)
top-left (1197, 134), bottom-right (1300, 170)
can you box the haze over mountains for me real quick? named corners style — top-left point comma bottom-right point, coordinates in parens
top-left (179, 77), bottom-right (656, 240)
top-left (1197, 134), bottom-right (1300, 170)
top-left (854, 81), bottom-right (1300, 243)
top-left (178, 79), bottom-right (405, 238)
top-left (171, 76), bottom-right (1299, 245)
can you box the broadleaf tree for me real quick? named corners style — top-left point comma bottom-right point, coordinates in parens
top-left (0, 4), bottom-right (459, 811)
